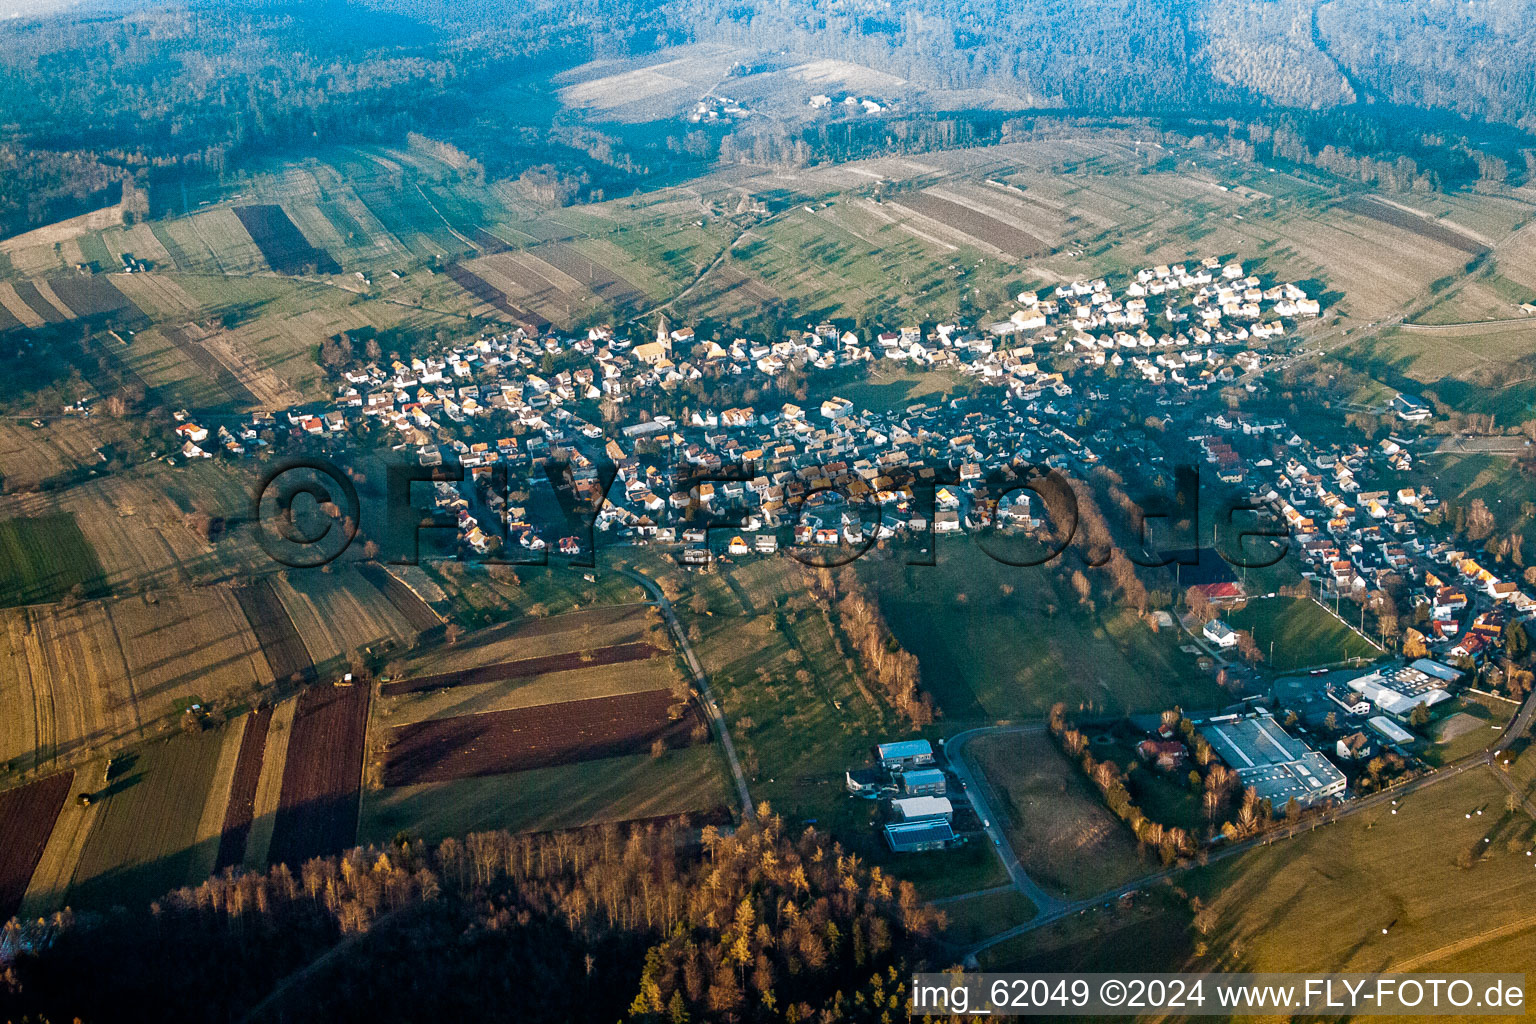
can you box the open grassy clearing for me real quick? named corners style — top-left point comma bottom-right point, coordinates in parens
top-left (938, 888), bottom-right (1038, 947)
top-left (66, 724), bottom-right (231, 911)
top-left (1223, 595), bottom-right (1382, 671)
top-left (970, 731), bottom-right (1150, 901)
top-left (857, 540), bottom-right (1222, 721)
top-left (0, 514), bottom-right (106, 607)
top-left (359, 746), bottom-right (730, 844)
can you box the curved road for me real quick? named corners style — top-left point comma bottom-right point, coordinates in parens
top-left (618, 568), bottom-right (755, 821)
top-left (945, 725), bottom-right (1065, 915)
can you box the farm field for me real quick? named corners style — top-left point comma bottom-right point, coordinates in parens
top-left (0, 417), bottom-right (133, 492)
top-left (214, 706), bottom-right (273, 871)
top-left (268, 567), bottom-right (419, 673)
top-left (66, 725), bottom-right (232, 911)
top-left (0, 771), bottom-right (73, 920)
top-left (857, 541), bottom-right (1223, 720)
top-left (233, 204), bottom-right (341, 275)
top-left (234, 578), bottom-right (314, 685)
top-left (379, 603), bottom-right (658, 680)
top-left (380, 641), bottom-right (664, 696)
top-left (0, 460), bottom-right (270, 593)
top-left (1184, 768), bottom-right (1536, 972)
top-left (0, 589), bottom-right (273, 773)
top-left (0, 514), bottom-right (106, 607)
top-left (265, 681), bottom-right (370, 868)
top-left (381, 688), bottom-right (704, 786)
top-left (1223, 596), bottom-right (1382, 671)
top-left (969, 731), bottom-right (1149, 901)
top-left (359, 746), bottom-right (730, 844)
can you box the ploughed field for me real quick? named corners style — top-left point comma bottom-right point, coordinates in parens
top-left (382, 688), bottom-right (704, 786)
top-left (379, 640), bottom-right (663, 696)
top-left (0, 771), bottom-right (72, 919)
top-left (266, 682), bottom-right (370, 867)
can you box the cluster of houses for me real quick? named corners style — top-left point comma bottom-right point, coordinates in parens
top-left (845, 739), bottom-right (968, 853)
top-left (191, 245), bottom-right (1536, 677)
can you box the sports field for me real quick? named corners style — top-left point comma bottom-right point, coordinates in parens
top-left (1223, 596), bottom-right (1382, 671)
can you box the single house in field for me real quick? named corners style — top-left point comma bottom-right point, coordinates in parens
top-left (845, 768), bottom-right (884, 797)
top-left (1203, 619), bottom-right (1238, 649)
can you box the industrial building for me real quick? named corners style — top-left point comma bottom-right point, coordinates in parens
top-left (1347, 661), bottom-right (1456, 719)
top-left (1198, 709), bottom-right (1347, 811)
top-left (883, 819), bottom-right (955, 852)
top-left (898, 768), bottom-right (947, 796)
top-left (876, 739), bottom-right (936, 771)
top-left (891, 795), bottom-right (954, 822)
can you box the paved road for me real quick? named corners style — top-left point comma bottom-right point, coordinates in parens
top-left (619, 567), bottom-right (756, 821)
top-left (946, 724), bottom-right (1065, 915)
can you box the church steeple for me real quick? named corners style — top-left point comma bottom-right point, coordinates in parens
top-left (656, 314), bottom-right (671, 349)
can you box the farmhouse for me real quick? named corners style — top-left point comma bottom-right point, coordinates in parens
top-left (1198, 709), bottom-right (1346, 812)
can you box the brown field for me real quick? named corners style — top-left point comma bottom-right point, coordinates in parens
top-left (0, 418), bottom-right (126, 490)
top-left (234, 578), bottom-right (314, 684)
top-left (382, 688), bottom-right (705, 786)
top-left (380, 640), bottom-right (662, 696)
top-left (11, 282), bottom-right (68, 323)
top-left (214, 706), bottom-right (272, 871)
top-left (67, 725), bottom-right (230, 910)
top-left (356, 563), bottom-right (442, 631)
top-left (233, 204), bottom-right (341, 275)
top-left (891, 192), bottom-right (1049, 258)
top-left (268, 567), bottom-right (418, 669)
top-left (0, 771), bottom-right (73, 920)
top-left (108, 272), bottom-right (201, 321)
top-left (538, 241), bottom-right (647, 309)
top-left (265, 682), bottom-right (369, 867)
top-left (360, 748), bottom-right (730, 843)
top-left (1337, 196), bottom-right (1490, 257)
top-left (386, 604), bottom-right (655, 677)
top-left (0, 283), bottom-right (44, 328)
top-left (0, 590), bottom-right (273, 772)
top-left (240, 696), bottom-right (296, 870)
top-left (45, 276), bottom-right (145, 323)
top-left (382, 658), bottom-right (680, 727)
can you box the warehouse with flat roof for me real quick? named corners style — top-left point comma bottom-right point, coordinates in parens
top-left (883, 819), bottom-right (955, 852)
top-left (891, 795), bottom-right (953, 822)
top-left (1198, 709), bottom-right (1346, 811)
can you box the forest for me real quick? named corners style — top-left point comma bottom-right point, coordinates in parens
top-left (1, 0), bottom-right (1534, 238)
top-left (0, 813), bottom-right (945, 1023)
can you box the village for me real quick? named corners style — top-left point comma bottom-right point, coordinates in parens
top-left (168, 253), bottom-right (1534, 839)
